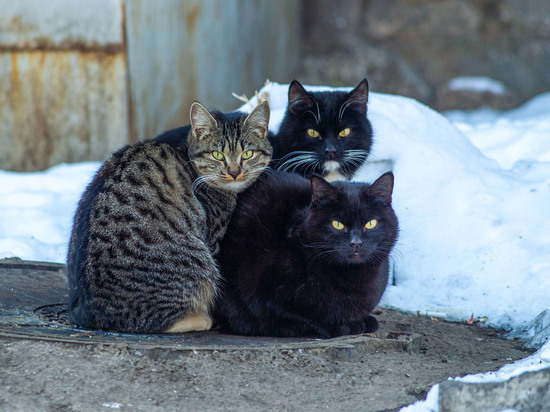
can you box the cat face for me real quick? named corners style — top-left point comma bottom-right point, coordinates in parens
top-left (187, 102), bottom-right (272, 193)
top-left (299, 172), bottom-right (397, 266)
top-left (273, 80), bottom-right (372, 181)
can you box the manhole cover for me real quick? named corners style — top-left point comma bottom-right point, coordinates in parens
top-left (34, 304), bottom-right (72, 326)
top-left (0, 258), bottom-right (421, 355)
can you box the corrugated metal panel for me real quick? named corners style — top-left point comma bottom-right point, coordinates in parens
top-left (0, 0), bottom-right (123, 50)
top-left (0, 51), bottom-right (128, 171)
top-left (124, 0), bottom-right (300, 142)
top-left (0, 0), bottom-right (299, 171)
top-left (0, 0), bottom-right (128, 171)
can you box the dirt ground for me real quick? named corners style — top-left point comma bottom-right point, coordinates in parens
top-left (0, 308), bottom-right (532, 412)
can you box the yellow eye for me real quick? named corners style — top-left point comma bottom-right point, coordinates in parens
top-left (339, 128), bottom-right (351, 137)
top-left (212, 151), bottom-right (224, 161)
top-left (332, 220), bottom-right (345, 230)
top-left (242, 150), bottom-right (254, 160)
top-left (365, 219), bottom-right (377, 229)
top-left (307, 129), bottom-right (320, 138)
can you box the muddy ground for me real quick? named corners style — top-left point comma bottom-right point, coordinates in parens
top-left (0, 308), bottom-right (532, 412)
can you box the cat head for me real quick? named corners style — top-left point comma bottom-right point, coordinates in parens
top-left (274, 79), bottom-right (373, 181)
top-left (187, 102), bottom-right (272, 193)
top-left (297, 172), bottom-right (398, 266)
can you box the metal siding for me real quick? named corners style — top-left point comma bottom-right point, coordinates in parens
top-left (0, 0), bottom-right (299, 171)
top-left (124, 0), bottom-right (300, 142)
top-left (0, 51), bottom-right (128, 171)
top-left (0, 0), bottom-right (128, 171)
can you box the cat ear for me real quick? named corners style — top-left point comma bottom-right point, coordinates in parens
top-left (368, 172), bottom-right (394, 204)
top-left (244, 101), bottom-right (270, 138)
top-left (288, 80), bottom-right (315, 114)
top-left (190, 102), bottom-right (218, 139)
top-left (344, 79), bottom-right (369, 116)
top-left (311, 175), bottom-right (339, 205)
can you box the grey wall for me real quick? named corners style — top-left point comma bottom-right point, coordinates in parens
top-left (0, 0), bottom-right (128, 171)
top-left (0, 0), bottom-right (300, 171)
top-left (299, 0), bottom-right (550, 111)
top-left (124, 0), bottom-right (300, 143)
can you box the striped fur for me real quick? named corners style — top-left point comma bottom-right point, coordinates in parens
top-left (67, 102), bottom-right (271, 333)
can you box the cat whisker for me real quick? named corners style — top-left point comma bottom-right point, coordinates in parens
top-left (305, 159), bottom-right (323, 176)
top-left (245, 166), bottom-right (272, 184)
top-left (302, 96), bottom-right (321, 124)
top-left (273, 151), bottom-right (317, 164)
top-left (340, 150), bottom-right (369, 177)
top-left (191, 175), bottom-right (218, 193)
top-left (338, 100), bottom-right (354, 123)
top-left (345, 149), bottom-right (370, 154)
top-left (277, 153), bottom-right (319, 174)
top-left (252, 168), bottom-right (275, 185)
top-left (343, 150), bottom-right (369, 163)
top-left (295, 238), bottom-right (344, 267)
top-left (305, 249), bottom-right (342, 270)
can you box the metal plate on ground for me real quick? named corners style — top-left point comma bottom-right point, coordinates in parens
top-left (0, 258), bottom-right (421, 354)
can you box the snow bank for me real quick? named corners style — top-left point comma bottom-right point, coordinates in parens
top-left (1, 82), bottom-right (549, 410)
top-left (251, 82), bottom-right (550, 348)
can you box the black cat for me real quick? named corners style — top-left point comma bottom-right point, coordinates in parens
top-left (269, 79), bottom-right (373, 181)
top-left (214, 171), bottom-right (398, 338)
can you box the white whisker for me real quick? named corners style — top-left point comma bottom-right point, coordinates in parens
top-left (277, 152), bottom-right (319, 174)
top-left (274, 151), bottom-right (318, 164)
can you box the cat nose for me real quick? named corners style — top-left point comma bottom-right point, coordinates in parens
top-left (325, 142), bottom-right (337, 159)
top-left (228, 168), bottom-right (241, 180)
top-left (350, 238), bottom-right (363, 247)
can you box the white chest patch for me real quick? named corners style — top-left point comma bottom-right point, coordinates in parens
top-left (324, 171), bottom-right (347, 182)
top-left (323, 161), bottom-right (340, 172)
top-left (323, 161), bottom-right (346, 181)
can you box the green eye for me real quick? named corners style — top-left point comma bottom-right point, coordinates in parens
top-left (332, 220), bottom-right (345, 230)
top-left (242, 150), bottom-right (254, 160)
top-left (339, 128), bottom-right (351, 137)
top-left (307, 129), bottom-right (320, 138)
top-left (365, 219), bottom-right (377, 229)
top-left (212, 151), bottom-right (224, 161)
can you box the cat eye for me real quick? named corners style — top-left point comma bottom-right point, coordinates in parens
top-left (365, 219), bottom-right (377, 229)
top-left (212, 151), bottom-right (225, 161)
top-left (332, 220), bottom-right (345, 230)
top-left (307, 129), bottom-right (320, 138)
top-left (339, 128), bottom-right (351, 137)
top-left (241, 150), bottom-right (254, 160)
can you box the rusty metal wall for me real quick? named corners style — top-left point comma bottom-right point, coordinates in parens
top-left (0, 0), bottom-right (299, 171)
top-left (0, 0), bottom-right (129, 171)
top-left (124, 0), bottom-right (300, 142)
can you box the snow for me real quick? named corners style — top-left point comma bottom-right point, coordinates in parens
top-left (1, 82), bottom-right (549, 409)
top-left (447, 76), bottom-right (507, 95)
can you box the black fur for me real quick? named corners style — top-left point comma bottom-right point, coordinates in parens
top-left (269, 79), bottom-right (373, 180)
top-left (214, 171), bottom-right (398, 338)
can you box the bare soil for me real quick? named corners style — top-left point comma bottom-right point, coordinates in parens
top-left (0, 308), bottom-right (532, 412)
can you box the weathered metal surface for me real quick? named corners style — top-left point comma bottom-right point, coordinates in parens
top-left (0, 0), bottom-right (299, 171)
top-left (0, 50), bottom-right (129, 171)
top-left (0, 0), bottom-right (128, 171)
top-left (0, 0), bottom-right (123, 51)
top-left (124, 0), bottom-right (300, 142)
top-left (0, 259), bottom-right (421, 355)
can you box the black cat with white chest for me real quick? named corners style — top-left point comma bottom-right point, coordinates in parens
top-left (269, 79), bottom-right (373, 181)
top-left (214, 171), bottom-right (398, 338)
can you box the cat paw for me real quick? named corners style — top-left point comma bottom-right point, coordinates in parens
top-left (337, 316), bottom-right (379, 336)
top-left (364, 315), bottom-right (379, 333)
top-left (164, 313), bottom-right (212, 333)
top-left (337, 321), bottom-right (364, 336)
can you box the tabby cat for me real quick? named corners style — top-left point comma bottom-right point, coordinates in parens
top-left (67, 102), bottom-right (271, 334)
top-left (269, 79), bottom-right (373, 181)
top-left (215, 170), bottom-right (398, 338)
